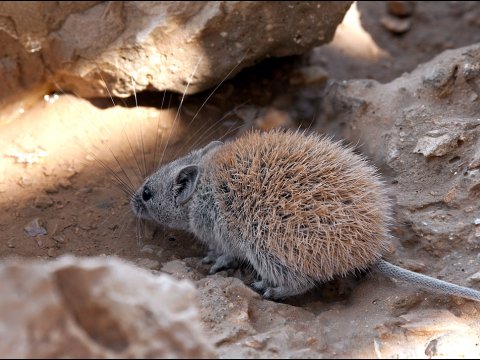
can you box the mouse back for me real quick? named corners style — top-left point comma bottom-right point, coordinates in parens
top-left (208, 130), bottom-right (392, 281)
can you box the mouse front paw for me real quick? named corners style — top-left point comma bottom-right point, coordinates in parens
top-left (208, 254), bottom-right (239, 274)
top-left (201, 250), bottom-right (218, 264)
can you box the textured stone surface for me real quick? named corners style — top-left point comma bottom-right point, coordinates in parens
top-left (0, 1), bottom-right (352, 103)
top-left (0, 256), bottom-right (214, 358)
top-left (168, 260), bottom-right (480, 359)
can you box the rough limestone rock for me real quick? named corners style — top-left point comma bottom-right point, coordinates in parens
top-left (0, 1), bottom-right (352, 104)
top-left (0, 255), bottom-right (214, 358)
top-left (316, 43), bottom-right (480, 278)
top-left (164, 259), bottom-right (480, 358)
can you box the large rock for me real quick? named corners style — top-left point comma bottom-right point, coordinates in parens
top-left (316, 43), bottom-right (480, 274)
top-left (0, 1), bottom-right (352, 103)
top-left (0, 255), bottom-right (214, 358)
top-left (170, 259), bottom-right (480, 358)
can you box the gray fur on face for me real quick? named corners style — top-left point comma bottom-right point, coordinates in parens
top-left (131, 140), bottom-right (223, 232)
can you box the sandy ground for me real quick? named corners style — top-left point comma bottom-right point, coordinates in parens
top-left (1, 1), bottom-right (480, 358)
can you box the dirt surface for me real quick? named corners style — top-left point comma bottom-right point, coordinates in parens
top-left (1, 2), bottom-right (480, 358)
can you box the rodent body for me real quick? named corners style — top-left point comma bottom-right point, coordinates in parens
top-left (132, 130), bottom-right (480, 301)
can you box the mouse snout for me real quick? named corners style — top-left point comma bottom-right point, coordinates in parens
top-left (131, 184), bottom-right (155, 220)
top-left (142, 185), bottom-right (153, 202)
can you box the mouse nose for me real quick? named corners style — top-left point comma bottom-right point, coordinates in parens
top-left (142, 185), bottom-right (153, 202)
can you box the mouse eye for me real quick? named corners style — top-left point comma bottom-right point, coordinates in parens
top-left (142, 186), bottom-right (153, 202)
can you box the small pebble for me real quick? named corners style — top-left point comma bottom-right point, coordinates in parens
top-left (413, 133), bottom-right (459, 157)
top-left (24, 218), bottom-right (48, 237)
top-left (75, 187), bottom-right (93, 195)
top-left (399, 259), bottom-right (426, 272)
top-left (34, 195), bottom-right (54, 209)
top-left (42, 166), bottom-right (54, 176)
top-left (59, 178), bottom-right (72, 189)
top-left (134, 258), bottom-right (161, 270)
top-left (467, 271), bottom-right (480, 284)
top-left (290, 66), bottom-right (329, 86)
top-left (53, 235), bottom-right (65, 243)
top-left (244, 339), bottom-right (267, 350)
top-left (381, 15), bottom-right (411, 34)
top-left (79, 224), bottom-right (91, 231)
top-left (47, 248), bottom-right (55, 257)
top-left (443, 186), bottom-right (457, 204)
top-left (18, 176), bottom-right (33, 187)
top-left (66, 169), bottom-right (78, 179)
top-left (45, 185), bottom-right (59, 194)
top-left (468, 152), bottom-right (480, 169)
top-left (141, 244), bottom-right (163, 256)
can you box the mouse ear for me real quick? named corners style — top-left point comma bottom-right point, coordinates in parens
top-left (174, 165), bottom-right (200, 205)
top-left (199, 140), bottom-right (223, 157)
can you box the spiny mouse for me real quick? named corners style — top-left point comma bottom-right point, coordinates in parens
top-left (131, 129), bottom-right (480, 301)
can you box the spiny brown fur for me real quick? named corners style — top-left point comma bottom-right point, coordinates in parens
top-left (209, 130), bottom-right (392, 281)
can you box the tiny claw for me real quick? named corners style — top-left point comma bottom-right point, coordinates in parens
top-left (201, 255), bottom-right (215, 264)
top-left (208, 254), bottom-right (238, 274)
top-left (201, 249), bottom-right (218, 264)
top-left (250, 280), bottom-right (267, 294)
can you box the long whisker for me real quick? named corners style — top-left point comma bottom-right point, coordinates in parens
top-left (52, 74), bottom-right (142, 244)
top-left (98, 71), bottom-right (117, 107)
top-left (115, 211), bottom-right (134, 239)
top-left (184, 54), bottom-right (246, 132)
top-left (180, 57), bottom-right (247, 153)
top-left (52, 77), bottom-right (138, 197)
top-left (216, 123), bottom-right (244, 142)
top-left (186, 99), bottom-right (251, 152)
top-left (107, 147), bottom-right (137, 189)
top-left (130, 75), bottom-right (148, 179)
top-left (98, 72), bottom-right (145, 183)
top-left (136, 216), bottom-right (144, 246)
top-left (151, 90), bottom-right (167, 174)
top-left (122, 127), bottom-right (147, 183)
top-left (159, 57), bottom-right (203, 166)
top-left (88, 152), bottom-right (135, 197)
top-left (98, 204), bottom-right (131, 229)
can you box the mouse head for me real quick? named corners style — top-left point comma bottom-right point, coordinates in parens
top-left (131, 140), bottom-right (223, 231)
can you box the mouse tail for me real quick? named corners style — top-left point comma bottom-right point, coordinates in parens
top-left (375, 259), bottom-right (480, 302)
